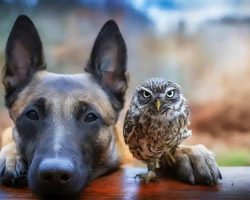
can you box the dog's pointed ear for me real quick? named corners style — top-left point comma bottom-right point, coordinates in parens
top-left (3, 15), bottom-right (46, 100)
top-left (85, 20), bottom-right (128, 111)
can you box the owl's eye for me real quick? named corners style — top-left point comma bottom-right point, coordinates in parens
top-left (166, 90), bottom-right (175, 98)
top-left (142, 91), bottom-right (151, 99)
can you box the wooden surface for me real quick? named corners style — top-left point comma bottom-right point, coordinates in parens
top-left (0, 166), bottom-right (250, 199)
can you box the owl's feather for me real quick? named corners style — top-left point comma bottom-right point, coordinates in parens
top-left (123, 78), bottom-right (192, 183)
top-left (123, 103), bottom-right (140, 144)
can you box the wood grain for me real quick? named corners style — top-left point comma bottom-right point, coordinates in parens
top-left (0, 166), bottom-right (249, 199)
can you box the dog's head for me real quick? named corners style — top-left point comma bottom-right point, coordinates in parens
top-left (2, 15), bottom-right (128, 196)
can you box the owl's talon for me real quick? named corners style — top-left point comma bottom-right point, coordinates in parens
top-left (135, 171), bottom-right (158, 183)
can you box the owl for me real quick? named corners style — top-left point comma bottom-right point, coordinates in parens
top-left (123, 78), bottom-right (192, 183)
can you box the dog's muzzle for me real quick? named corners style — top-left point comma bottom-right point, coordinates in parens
top-left (29, 157), bottom-right (88, 196)
top-left (38, 158), bottom-right (74, 187)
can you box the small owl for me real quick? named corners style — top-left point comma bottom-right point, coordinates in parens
top-left (123, 78), bottom-right (192, 183)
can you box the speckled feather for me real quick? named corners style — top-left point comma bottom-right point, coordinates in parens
top-left (123, 78), bottom-right (192, 165)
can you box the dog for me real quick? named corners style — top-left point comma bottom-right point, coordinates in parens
top-left (0, 15), bottom-right (221, 197)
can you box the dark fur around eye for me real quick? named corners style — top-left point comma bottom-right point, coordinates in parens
top-left (23, 98), bottom-right (46, 121)
top-left (25, 110), bottom-right (39, 120)
top-left (84, 113), bottom-right (98, 123)
top-left (75, 102), bottom-right (100, 123)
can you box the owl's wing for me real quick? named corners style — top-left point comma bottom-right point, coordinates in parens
top-left (123, 104), bottom-right (140, 144)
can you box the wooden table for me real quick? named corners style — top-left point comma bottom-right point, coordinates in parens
top-left (0, 166), bottom-right (249, 199)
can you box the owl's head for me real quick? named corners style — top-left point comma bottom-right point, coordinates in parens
top-left (134, 78), bottom-right (187, 113)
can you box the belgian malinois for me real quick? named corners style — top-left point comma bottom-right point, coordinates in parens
top-left (0, 15), bottom-right (221, 198)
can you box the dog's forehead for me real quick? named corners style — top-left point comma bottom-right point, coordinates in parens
top-left (10, 71), bottom-right (117, 124)
top-left (35, 71), bottom-right (97, 93)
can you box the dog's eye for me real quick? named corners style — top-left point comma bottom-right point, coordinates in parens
top-left (84, 113), bottom-right (98, 123)
top-left (25, 110), bottom-right (39, 120)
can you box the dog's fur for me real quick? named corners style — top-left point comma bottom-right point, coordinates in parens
top-left (0, 15), bottom-right (221, 197)
top-left (1, 15), bottom-right (127, 196)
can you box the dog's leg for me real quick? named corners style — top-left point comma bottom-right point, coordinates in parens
top-left (0, 128), bottom-right (26, 186)
top-left (161, 144), bottom-right (222, 185)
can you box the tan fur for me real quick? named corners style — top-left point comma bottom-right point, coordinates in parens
top-left (1, 126), bottom-right (131, 164)
top-left (0, 141), bottom-right (22, 176)
top-left (1, 127), bottom-right (13, 149)
top-left (1, 125), bottom-right (132, 166)
top-left (10, 71), bottom-right (116, 124)
top-left (0, 127), bottom-right (21, 176)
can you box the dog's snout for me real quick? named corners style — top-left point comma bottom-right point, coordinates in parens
top-left (40, 169), bottom-right (72, 184)
top-left (38, 158), bottom-right (74, 185)
top-left (29, 157), bottom-right (88, 195)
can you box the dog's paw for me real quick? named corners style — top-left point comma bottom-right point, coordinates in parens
top-left (0, 142), bottom-right (27, 186)
top-left (173, 144), bottom-right (222, 185)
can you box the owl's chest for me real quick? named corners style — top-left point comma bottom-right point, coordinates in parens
top-left (128, 114), bottom-right (169, 161)
top-left (138, 113), bottom-right (180, 147)
top-left (135, 114), bottom-right (171, 149)
top-left (128, 110), bottom-right (187, 161)
top-left (139, 113), bottom-right (170, 137)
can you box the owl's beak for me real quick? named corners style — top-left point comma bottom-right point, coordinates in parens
top-left (155, 99), bottom-right (161, 111)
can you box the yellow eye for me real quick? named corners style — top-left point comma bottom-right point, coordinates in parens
top-left (166, 90), bottom-right (175, 98)
top-left (142, 90), bottom-right (151, 98)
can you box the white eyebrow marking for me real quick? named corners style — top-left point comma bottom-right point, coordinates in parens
top-left (138, 87), bottom-right (153, 94)
top-left (165, 87), bottom-right (176, 92)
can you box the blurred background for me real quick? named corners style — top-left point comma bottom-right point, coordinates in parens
top-left (0, 0), bottom-right (250, 166)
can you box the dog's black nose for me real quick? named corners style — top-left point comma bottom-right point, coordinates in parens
top-left (38, 159), bottom-right (74, 185)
